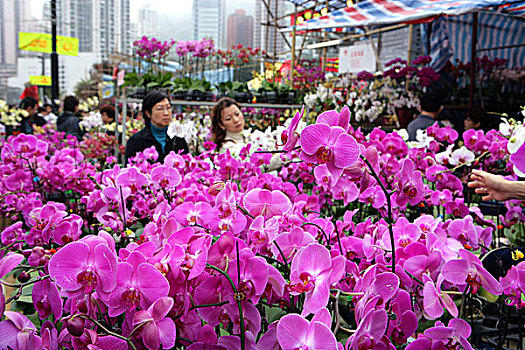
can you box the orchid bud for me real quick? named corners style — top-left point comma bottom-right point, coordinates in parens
top-left (76, 300), bottom-right (88, 314)
top-left (17, 271), bottom-right (31, 283)
top-left (66, 317), bottom-right (85, 337)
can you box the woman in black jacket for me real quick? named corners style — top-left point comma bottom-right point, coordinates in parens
top-left (125, 90), bottom-right (188, 164)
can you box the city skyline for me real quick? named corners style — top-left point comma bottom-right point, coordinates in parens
top-left (31, 0), bottom-right (256, 42)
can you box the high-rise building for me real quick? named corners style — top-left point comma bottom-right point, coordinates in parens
top-left (0, 0), bottom-right (33, 96)
top-left (138, 6), bottom-right (160, 39)
top-left (193, 0), bottom-right (225, 49)
top-left (0, 0), bottom-right (17, 66)
top-left (227, 9), bottom-right (254, 49)
top-left (254, 0), bottom-right (286, 55)
top-left (56, 0), bottom-right (131, 59)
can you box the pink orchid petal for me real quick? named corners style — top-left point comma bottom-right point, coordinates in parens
top-left (142, 322), bottom-right (160, 350)
top-left (311, 308), bottom-right (331, 329)
top-left (423, 281), bottom-right (443, 319)
top-left (307, 321), bottom-right (338, 350)
top-left (276, 314), bottom-right (308, 349)
top-left (97, 336), bottom-right (129, 350)
top-left (441, 292), bottom-right (459, 317)
top-left (0, 253), bottom-right (24, 278)
top-left (156, 318), bottom-right (176, 349)
top-left (510, 142), bottom-right (525, 173)
top-left (137, 264), bottom-right (170, 308)
top-left (149, 297), bottom-right (174, 321)
top-left (49, 241), bottom-right (89, 291)
top-left (300, 124), bottom-right (331, 155)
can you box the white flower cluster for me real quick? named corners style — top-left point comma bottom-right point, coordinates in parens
top-left (303, 85), bottom-right (343, 111)
top-left (502, 108), bottom-right (525, 176)
top-left (78, 96), bottom-right (100, 113)
top-left (346, 82), bottom-right (387, 123)
top-left (380, 77), bottom-right (420, 115)
top-left (167, 112), bottom-right (212, 152)
top-left (0, 100), bottom-right (26, 127)
top-left (80, 111), bottom-right (104, 130)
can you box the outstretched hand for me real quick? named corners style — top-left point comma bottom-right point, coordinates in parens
top-left (467, 169), bottom-right (513, 201)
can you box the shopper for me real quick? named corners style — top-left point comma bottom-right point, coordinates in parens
top-left (100, 105), bottom-right (116, 125)
top-left (407, 93), bottom-right (443, 141)
top-left (211, 97), bottom-right (282, 170)
top-left (125, 90), bottom-right (188, 164)
top-left (211, 97), bottom-right (246, 153)
top-left (468, 169), bottom-right (525, 201)
top-left (57, 96), bottom-right (84, 141)
top-left (18, 97), bottom-right (46, 134)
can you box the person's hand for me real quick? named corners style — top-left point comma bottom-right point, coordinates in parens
top-left (468, 169), bottom-right (513, 201)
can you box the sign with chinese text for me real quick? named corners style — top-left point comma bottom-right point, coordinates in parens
top-left (338, 42), bottom-right (376, 73)
top-left (29, 76), bottom-right (52, 86)
top-left (18, 32), bottom-right (79, 56)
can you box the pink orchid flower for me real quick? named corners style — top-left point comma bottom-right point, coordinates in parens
top-left (133, 296), bottom-right (176, 350)
top-left (108, 251), bottom-right (170, 317)
top-left (300, 124), bottom-right (360, 177)
top-left (422, 274), bottom-right (459, 319)
top-left (48, 235), bottom-right (117, 299)
top-left (277, 308), bottom-right (339, 350)
top-left (406, 318), bottom-right (474, 350)
top-left (0, 311), bottom-right (42, 350)
top-left (243, 188), bottom-right (292, 218)
top-left (174, 201), bottom-right (214, 226)
top-left (289, 243), bottom-right (345, 316)
top-left (441, 249), bottom-right (502, 295)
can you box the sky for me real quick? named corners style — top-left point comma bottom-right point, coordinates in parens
top-left (30, 0), bottom-right (256, 41)
top-left (130, 0), bottom-right (256, 40)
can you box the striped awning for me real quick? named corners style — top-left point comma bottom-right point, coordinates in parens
top-left (282, 0), bottom-right (525, 32)
top-left (285, 0), bottom-right (349, 11)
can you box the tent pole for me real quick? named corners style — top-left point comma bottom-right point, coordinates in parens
top-left (321, 0), bottom-right (329, 72)
top-left (406, 24), bottom-right (414, 91)
top-left (290, 4), bottom-right (297, 86)
top-left (273, 0), bottom-right (279, 82)
top-left (469, 12), bottom-right (478, 109)
top-left (264, 0), bottom-right (271, 78)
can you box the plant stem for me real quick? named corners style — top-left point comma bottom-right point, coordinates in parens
top-left (75, 314), bottom-right (137, 350)
top-left (273, 241), bottom-right (289, 278)
top-left (361, 155), bottom-right (396, 274)
top-left (301, 222), bottom-right (331, 247)
top-left (206, 263), bottom-right (246, 350)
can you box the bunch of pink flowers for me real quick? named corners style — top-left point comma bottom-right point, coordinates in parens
top-left (0, 106), bottom-right (523, 350)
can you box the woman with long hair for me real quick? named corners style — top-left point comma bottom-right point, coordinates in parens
top-left (211, 97), bottom-right (246, 153)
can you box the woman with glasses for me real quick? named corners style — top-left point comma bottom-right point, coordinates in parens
top-left (125, 90), bottom-right (188, 164)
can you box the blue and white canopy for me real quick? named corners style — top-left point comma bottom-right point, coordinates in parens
top-left (282, 0), bottom-right (525, 32)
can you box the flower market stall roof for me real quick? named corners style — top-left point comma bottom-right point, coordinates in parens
top-left (285, 0), bottom-right (348, 11)
top-left (282, 0), bottom-right (525, 32)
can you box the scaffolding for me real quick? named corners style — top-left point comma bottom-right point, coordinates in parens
top-left (258, 0), bottom-right (419, 84)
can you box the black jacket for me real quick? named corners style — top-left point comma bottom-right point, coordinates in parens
top-left (17, 114), bottom-right (47, 135)
top-left (57, 111), bottom-right (84, 141)
top-left (125, 124), bottom-right (189, 164)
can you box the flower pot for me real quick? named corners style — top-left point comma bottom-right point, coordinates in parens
top-left (204, 91), bottom-right (214, 101)
top-left (185, 90), bottom-right (195, 101)
top-left (264, 91), bottom-right (277, 104)
top-left (129, 87), bottom-right (146, 99)
top-left (173, 91), bottom-right (185, 100)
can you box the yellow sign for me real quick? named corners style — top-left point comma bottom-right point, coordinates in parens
top-left (18, 32), bottom-right (79, 56)
top-left (30, 76), bottom-right (52, 86)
